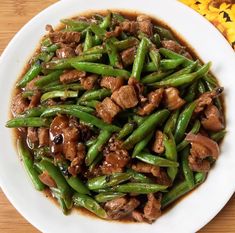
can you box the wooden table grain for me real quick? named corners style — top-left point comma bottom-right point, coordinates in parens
top-left (0, 0), bottom-right (234, 232)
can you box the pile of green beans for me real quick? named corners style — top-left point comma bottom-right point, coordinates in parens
top-left (6, 11), bottom-right (225, 222)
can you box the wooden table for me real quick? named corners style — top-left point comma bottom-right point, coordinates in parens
top-left (0, 0), bottom-right (234, 232)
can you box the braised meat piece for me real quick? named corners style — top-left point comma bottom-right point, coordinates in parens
top-left (201, 104), bottom-right (224, 132)
top-left (102, 137), bottom-right (130, 174)
top-left (132, 210), bottom-right (145, 222)
top-left (60, 70), bottom-right (86, 84)
top-left (137, 15), bottom-right (153, 36)
top-left (105, 197), bottom-right (140, 219)
top-left (100, 76), bottom-right (124, 92)
top-left (121, 47), bottom-right (136, 67)
top-left (143, 193), bottom-right (161, 223)
top-left (56, 47), bottom-right (76, 59)
top-left (38, 128), bottom-right (49, 147)
top-left (152, 130), bottom-right (165, 154)
top-left (39, 171), bottom-right (56, 187)
top-left (49, 31), bottom-right (81, 43)
top-left (28, 91), bottom-right (41, 109)
top-left (185, 133), bottom-right (220, 172)
top-left (62, 126), bottom-right (79, 161)
top-left (96, 97), bottom-right (121, 123)
top-left (161, 40), bottom-right (185, 54)
top-left (75, 43), bottom-right (83, 55)
top-left (27, 127), bottom-right (38, 147)
top-left (195, 87), bottom-right (223, 113)
top-left (106, 26), bottom-right (122, 38)
top-left (11, 93), bottom-right (29, 115)
top-left (164, 87), bottom-right (185, 110)
top-left (111, 85), bottom-right (138, 109)
top-left (120, 20), bottom-right (139, 34)
top-left (25, 76), bottom-right (41, 91)
top-left (132, 162), bottom-right (160, 177)
top-left (79, 74), bottom-right (98, 90)
top-left (138, 88), bottom-right (164, 116)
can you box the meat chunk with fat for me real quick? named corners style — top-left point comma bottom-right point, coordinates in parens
top-left (163, 87), bottom-right (185, 110)
top-left (49, 31), bottom-right (81, 43)
top-left (60, 70), bottom-right (86, 84)
top-left (100, 76), bottom-right (124, 92)
top-left (201, 104), bottom-right (224, 132)
top-left (137, 15), bottom-right (153, 37)
top-left (143, 193), bottom-right (161, 223)
top-left (38, 128), bottom-right (49, 147)
top-left (39, 171), bottom-right (57, 187)
top-left (111, 85), bottom-right (138, 109)
top-left (152, 130), bottom-right (165, 154)
top-left (79, 74), bottom-right (97, 90)
top-left (56, 47), bottom-right (76, 59)
top-left (25, 76), bottom-right (41, 91)
top-left (121, 47), bottom-right (136, 67)
top-left (132, 162), bottom-right (160, 177)
top-left (161, 40), bottom-right (185, 54)
top-left (96, 97), bottom-right (121, 123)
top-left (120, 20), bottom-right (139, 34)
top-left (138, 88), bottom-right (164, 116)
top-left (105, 197), bottom-right (140, 219)
top-left (106, 26), bottom-right (122, 38)
top-left (11, 93), bottom-right (29, 115)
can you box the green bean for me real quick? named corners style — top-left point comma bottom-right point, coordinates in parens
top-left (150, 62), bottom-right (211, 87)
top-left (100, 12), bottom-right (112, 29)
top-left (17, 140), bottom-right (45, 191)
top-left (41, 44), bottom-right (59, 53)
top-left (42, 83), bottom-right (83, 92)
top-left (85, 130), bottom-right (111, 166)
top-left (41, 105), bottom-right (120, 132)
top-left (66, 176), bottom-right (90, 195)
top-left (114, 37), bottom-right (139, 51)
top-left (143, 62), bottom-right (158, 72)
top-left (163, 60), bottom-right (198, 81)
top-left (123, 109), bottom-right (170, 149)
top-left (41, 37), bottom-right (52, 47)
top-left (43, 54), bottom-right (102, 70)
top-left (82, 45), bottom-right (106, 55)
top-left (6, 117), bottom-right (50, 128)
top-left (184, 81), bottom-right (198, 102)
top-left (160, 58), bottom-right (184, 70)
top-left (136, 152), bottom-right (179, 167)
top-left (33, 146), bottom-right (50, 160)
top-left (73, 193), bottom-right (107, 218)
top-left (105, 38), bottom-right (122, 68)
top-left (117, 122), bottom-right (136, 140)
top-left (83, 29), bottom-right (93, 51)
top-left (112, 13), bottom-right (125, 23)
top-left (19, 106), bottom-right (46, 117)
top-left (41, 91), bottom-right (78, 103)
top-left (72, 62), bottom-right (130, 78)
top-left (163, 110), bottom-right (179, 134)
top-left (113, 183), bottom-right (168, 194)
top-left (181, 146), bottom-right (195, 189)
top-left (142, 70), bottom-right (173, 84)
top-left (35, 70), bottom-right (63, 88)
top-left (39, 159), bottom-right (72, 208)
top-left (163, 133), bottom-right (178, 181)
top-left (149, 49), bottom-right (161, 71)
top-left (176, 120), bottom-right (201, 151)
top-left (198, 80), bottom-right (206, 94)
top-left (79, 88), bottom-right (111, 102)
top-left (162, 172), bottom-right (206, 208)
top-left (132, 115), bottom-right (147, 126)
top-left (132, 131), bottom-right (154, 158)
top-left (32, 52), bottom-right (54, 63)
top-left (85, 138), bottom-right (97, 147)
top-left (61, 19), bottom-right (90, 31)
top-left (210, 130), bottom-right (226, 142)
top-left (131, 37), bottom-right (149, 80)
top-left (95, 192), bottom-right (125, 203)
top-left (152, 33), bottom-right (161, 47)
top-left (90, 24), bottom-right (106, 39)
top-left (50, 187), bottom-right (68, 214)
top-left (17, 62), bottom-right (41, 87)
top-left (21, 90), bottom-right (34, 98)
top-left (174, 102), bottom-right (197, 143)
top-left (154, 26), bottom-right (175, 40)
top-left (126, 168), bottom-right (154, 183)
top-left (79, 100), bottom-right (100, 108)
top-left (87, 173), bottom-right (132, 190)
top-left (89, 152), bottom-right (102, 172)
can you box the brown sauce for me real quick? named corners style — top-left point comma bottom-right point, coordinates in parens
top-left (10, 10), bottom-right (225, 223)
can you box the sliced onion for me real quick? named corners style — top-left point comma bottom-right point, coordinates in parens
top-left (185, 133), bottom-right (220, 159)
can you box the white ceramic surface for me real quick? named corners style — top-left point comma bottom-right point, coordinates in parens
top-left (0, 0), bottom-right (235, 232)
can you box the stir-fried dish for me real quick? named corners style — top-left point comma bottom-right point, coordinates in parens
top-left (6, 11), bottom-right (226, 223)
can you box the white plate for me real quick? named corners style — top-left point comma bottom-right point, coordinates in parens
top-left (0, 0), bottom-right (235, 232)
